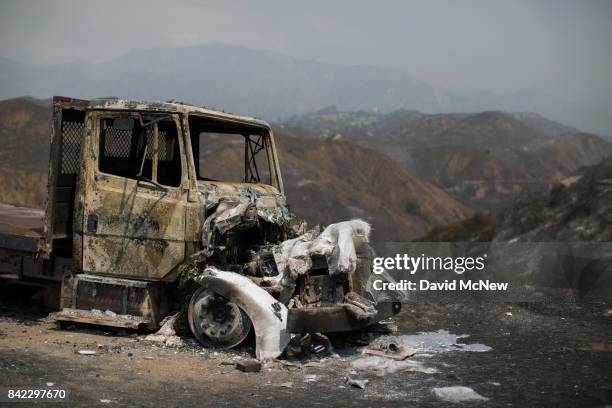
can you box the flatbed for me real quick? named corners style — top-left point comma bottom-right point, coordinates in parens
top-left (0, 202), bottom-right (44, 253)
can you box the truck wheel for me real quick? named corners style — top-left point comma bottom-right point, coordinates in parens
top-left (188, 287), bottom-right (252, 349)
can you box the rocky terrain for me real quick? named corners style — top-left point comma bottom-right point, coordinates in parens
top-left (421, 156), bottom-right (612, 242)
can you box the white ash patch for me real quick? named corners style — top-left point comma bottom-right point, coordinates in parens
top-left (432, 386), bottom-right (488, 403)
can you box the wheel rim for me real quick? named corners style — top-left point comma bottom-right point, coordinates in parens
top-left (188, 287), bottom-right (252, 348)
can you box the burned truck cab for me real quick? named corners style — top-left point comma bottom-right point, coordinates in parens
top-left (48, 96), bottom-right (399, 360)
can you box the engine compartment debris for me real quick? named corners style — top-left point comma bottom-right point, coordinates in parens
top-left (182, 213), bottom-right (400, 360)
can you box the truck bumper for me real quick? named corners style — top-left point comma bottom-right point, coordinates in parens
top-left (286, 301), bottom-right (401, 333)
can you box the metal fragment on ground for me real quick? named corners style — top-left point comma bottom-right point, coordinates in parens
top-left (346, 378), bottom-right (369, 389)
top-left (363, 335), bottom-right (417, 360)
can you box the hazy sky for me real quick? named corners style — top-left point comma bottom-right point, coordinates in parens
top-left (0, 0), bottom-right (610, 102)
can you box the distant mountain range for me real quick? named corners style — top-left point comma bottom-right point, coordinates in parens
top-left (0, 43), bottom-right (610, 135)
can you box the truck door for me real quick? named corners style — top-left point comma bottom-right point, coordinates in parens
top-left (81, 112), bottom-right (187, 280)
top-left (41, 97), bottom-right (89, 258)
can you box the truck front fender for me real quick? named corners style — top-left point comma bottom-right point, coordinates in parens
top-left (192, 267), bottom-right (289, 361)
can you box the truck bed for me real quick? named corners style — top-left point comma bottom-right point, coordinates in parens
top-left (0, 202), bottom-right (45, 253)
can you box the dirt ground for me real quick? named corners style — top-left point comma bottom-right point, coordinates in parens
top-left (0, 282), bottom-right (611, 407)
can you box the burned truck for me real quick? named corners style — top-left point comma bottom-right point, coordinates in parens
top-left (0, 96), bottom-right (400, 359)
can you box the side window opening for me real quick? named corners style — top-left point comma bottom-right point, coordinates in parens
top-left (156, 120), bottom-right (182, 187)
top-left (188, 115), bottom-right (272, 185)
top-left (98, 116), bottom-right (182, 187)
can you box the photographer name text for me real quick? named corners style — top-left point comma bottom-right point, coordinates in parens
top-left (373, 279), bottom-right (508, 291)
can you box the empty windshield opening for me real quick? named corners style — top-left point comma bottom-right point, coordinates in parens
top-left (188, 115), bottom-right (272, 185)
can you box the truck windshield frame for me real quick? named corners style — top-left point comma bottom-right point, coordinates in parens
top-left (187, 114), bottom-right (278, 188)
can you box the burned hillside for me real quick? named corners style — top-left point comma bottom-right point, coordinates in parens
top-left (420, 156), bottom-right (612, 242)
top-left (283, 108), bottom-right (612, 210)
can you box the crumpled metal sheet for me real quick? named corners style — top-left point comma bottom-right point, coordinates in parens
top-left (201, 195), bottom-right (293, 250)
top-left (193, 266), bottom-right (289, 361)
top-left (273, 219), bottom-right (371, 280)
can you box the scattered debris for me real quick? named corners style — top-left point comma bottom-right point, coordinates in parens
top-left (46, 382), bottom-right (54, 387)
top-left (236, 359), bottom-right (262, 373)
top-left (311, 332), bottom-right (339, 358)
top-left (303, 374), bottom-right (318, 383)
top-left (363, 347), bottom-right (416, 360)
top-left (432, 386), bottom-right (488, 403)
top-left (99, 399), bottom-right (112, 404)
top-left (396, 330), bottom-right (491, 353)
top-left (278, 382), bottom-right (293, 388)
top-left (346, 378), bottom-right (369, 389)
top-left (363, 336), bottom-right (416, 360)
top-left (164, 336), bottom-right (186, 348)
top-left (279, 360), bottom-right (301, 369)
top-left (369, 319), bottom-right (398, 334)
top-left (285, 333), bottom-right (312, 359)
top-left (505, 312), bottom-right (513, 316)
top-left (351, 356), bottom-right (438, 376)
top-left (77, 350), bottom-right (96, 355)
top-left (144, 314), bottom-right (186, 348)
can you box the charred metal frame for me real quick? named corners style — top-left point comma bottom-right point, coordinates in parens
top-left (244, 134), bottom-right (265, 183)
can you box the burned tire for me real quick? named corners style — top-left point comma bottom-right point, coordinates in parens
top-left (188, 287), bottom-right (252, 349)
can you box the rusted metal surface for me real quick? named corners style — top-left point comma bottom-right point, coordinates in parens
top-left (286, 302), bottom-right (400, 334)
top-left (41, 96), bottom-right (88, 259)
top-left (54, 273), bottom-right (159, 329)
top-left (50, 308), bottom-right (151, 329)
top-left (85, 98), bottom-right (271, 129)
